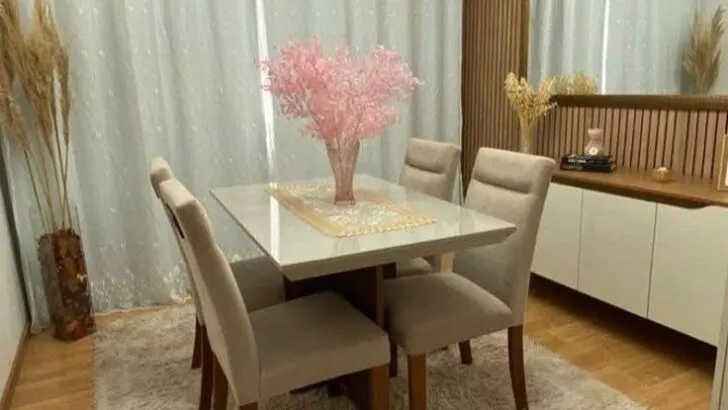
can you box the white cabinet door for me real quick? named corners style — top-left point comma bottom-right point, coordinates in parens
top-left (649, 205), bottom-right (728, 345)
top-left (532, 183), bottom-right (582, 289)
top-left (578, 191), bottom-right (656, 316)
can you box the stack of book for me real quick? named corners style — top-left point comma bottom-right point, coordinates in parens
top-left (560, 154), bottom-right (616, 173)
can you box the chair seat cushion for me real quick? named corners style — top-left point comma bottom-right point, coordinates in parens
top-left (231, 257), bottom-right (285, 312)
top-left (385, 272), bottom-right (513, 355)
top-left (396, 257), bottom-right (434, 277)
top-left (250, 292), bottom-right (390, 399)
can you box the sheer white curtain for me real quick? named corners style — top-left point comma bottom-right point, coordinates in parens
top-left (528, 0), bottom-right (606, 88)
top-left (261, 0), bottom-right (463, 190)
top-left (4, 0), bottom-right (463, 331)
top-left (5, 0), bottom-right (269, 332)
top-left (529, 0), bottom-right (700, 94)
top-left (605, 0), bottom-right (697, 94)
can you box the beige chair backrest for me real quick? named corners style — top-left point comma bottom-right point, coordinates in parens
top-left (453, 148), bottom-right (555, 323)
top-left (398, 138), bottom-right (462, 202)
top-left (160, 179), bottom-right (260, 405)
top-left (149, 157), bottom-right (205, 325)
top-left (149, 157), bottom-right (174, 198)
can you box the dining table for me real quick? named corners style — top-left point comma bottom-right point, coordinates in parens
top-left (211, 173), bottom-right (516, 409)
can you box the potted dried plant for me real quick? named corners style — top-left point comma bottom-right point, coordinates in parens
top-left (0, 0), bottom-right (95, 341)
top-left (683, 6), bottom-right (726, 94)
top-left (504, 72), bottom-right (556, 154)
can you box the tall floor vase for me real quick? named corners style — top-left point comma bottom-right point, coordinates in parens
top-left (36, 205), bottom-right (96, 342)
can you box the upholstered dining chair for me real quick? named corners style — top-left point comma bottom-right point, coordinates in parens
top-left (159, 178), bottom-right (391, 410)
top-left (149, 157), bottom-right (284, 406)
top-left (398, 138), bottom-right (461, 201)
top-left (385, 148), bottom-right (555, 410)
top-left (396, 138), bottom-right (462, 278)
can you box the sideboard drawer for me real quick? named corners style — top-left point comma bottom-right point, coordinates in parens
top-left (532, 183), bottom-right (582, 289)
top-left (578, 191), bottom-right (656, 317)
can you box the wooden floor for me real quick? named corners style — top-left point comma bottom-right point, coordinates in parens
top-left (525, 277), bottom-right (715, 409)
top-left (6, 277), bottom-right (716, 409)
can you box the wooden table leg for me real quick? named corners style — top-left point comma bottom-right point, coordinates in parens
top-left (283, 264), bottom-right (385, 326)
top-left (334, 265), bottom-right (385, 409)
top-left (283, 264), bottom-right (388, 409)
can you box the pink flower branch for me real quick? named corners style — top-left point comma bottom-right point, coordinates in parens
top-left (259, 38), bottom-right (421, 142)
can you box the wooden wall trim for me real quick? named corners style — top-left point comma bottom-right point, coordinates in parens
top-left (518, 0), bottom-right (529, 78)
top-left (461, 0), bottom-right (529, 188)
top-left (536, 107), bottom-right (728, 180)
top-left (553, 95), bottom-right (728, 112)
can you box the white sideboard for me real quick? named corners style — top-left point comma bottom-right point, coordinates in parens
top-left (533, 182), bottom-right (728, 346)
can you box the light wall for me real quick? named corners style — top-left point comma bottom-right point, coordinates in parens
top-left (0, 180), bottom-right (26, 392)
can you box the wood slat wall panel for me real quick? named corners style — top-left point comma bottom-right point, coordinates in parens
top-left (461, 0), bottom-right (527, 186)
top-left (534, 107), bottom-right (728, 179)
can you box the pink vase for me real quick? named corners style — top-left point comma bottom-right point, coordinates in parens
top-left (325, 139), bottom-right (360, 205)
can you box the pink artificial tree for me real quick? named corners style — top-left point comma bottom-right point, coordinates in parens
top-left (259, 38), bottom-right (420, 205)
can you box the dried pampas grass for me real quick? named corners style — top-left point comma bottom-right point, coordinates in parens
top-left (570, 72), bottom-right (599, 94)
top-left (504, 72), bottom-right (556, 124)
top-left (0, 0), bottom-right (73, 232)
top-left (504, 73), bottom-right (556, 153)
top-left (550, 76), bottom-right (570, 95)
top-left (550, 72), bottom-right (599, 95)
top-left (683, 6), bottom-right (725, 94)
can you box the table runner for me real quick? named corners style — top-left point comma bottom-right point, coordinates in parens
top-left (267, 183), bottom-right (436, 237)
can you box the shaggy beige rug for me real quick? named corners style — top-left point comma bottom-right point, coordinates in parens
top-left (94, 306), bottom-right (645, 409)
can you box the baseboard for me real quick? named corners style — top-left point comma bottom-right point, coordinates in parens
top-left (0, 324), bottom-right (30, 410)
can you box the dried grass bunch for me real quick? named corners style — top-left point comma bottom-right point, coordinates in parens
top-left (504, 73), bottom-right (556, 153)
top-left (504, 72), bottom-right (556, 125)
top-left (550, 76), bottom-right (570, 95)
top-left (550, 72), bottom-right (599, 95)
top-left (683, 6), bottom-right (725, 94)
top-left (571, 72), bottom-right (599, 94)
top-left (0, 0), bottom-right (72, 232)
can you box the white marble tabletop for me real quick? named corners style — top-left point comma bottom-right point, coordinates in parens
top-left (211, 174), bottom-right (515, 280)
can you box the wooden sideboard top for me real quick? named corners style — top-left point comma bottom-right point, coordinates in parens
top-left (552, 168), bottom-right (728, 209)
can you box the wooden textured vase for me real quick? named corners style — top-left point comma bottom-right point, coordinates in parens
top-left (38, 229), bottom-right (96, 341)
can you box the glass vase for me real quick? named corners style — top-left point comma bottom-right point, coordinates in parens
top-left (519, 118), bottom-right (534, 154)
top-left (325, 138), bottom-right (360, 206)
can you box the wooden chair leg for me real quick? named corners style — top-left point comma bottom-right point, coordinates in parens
top-left (458, 340), bottom-right (473, 364)
top-left (407, 354), bottom-right (427, 410)
top-left (239, 403), bottom-right (258, 410)
top-left (212, 354), bottom-right (229, 410)
top-left (508, 326), bottom-right (528, 410)
top-left (191, 318), bottom-right (202, 369)
top-left (368, 364), bottom-right (389, 409)
top-left (389, 337), bottom-right (398, 377)
top-left (199, 326), bottom-right (213, 410)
